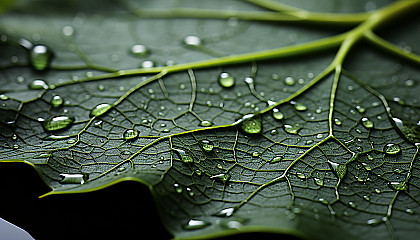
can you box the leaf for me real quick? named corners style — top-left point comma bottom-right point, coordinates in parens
top-left (1, 0), bottom-right (420, 239)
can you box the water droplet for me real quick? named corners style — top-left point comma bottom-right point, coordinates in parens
top-left (284, 76), bottom-right (295, 86)
top-left (218, 72), bottom-right (235, 88)
top-left (11, 134), bottom-right (17, 140)
top-left (0, 94), bottom-right (9, 100)
top-left (319, 198), bottom-right (329, 205)
top-left (374, 188), bottom-right (381, 194)
top-left (314, 177), bottom-right (324, 186)
top-left (214, 207), bottom-right (235, 217)
top-left (361, 117), bottom-right (374, 129)
top-left (51, 95), bottom-right (63, 107)
top-left (98, 84), bottom-right (105, 91)
top-left (384, 143), bottom-right (401, 155)
top-left (59, 173), bottom-right (87, 184)
top-left (28, 79), bottom-right (49, 90)
top-left (283, 124), bottom-right (302, 134)
top-left (367, 218), bottom-right (382, 226)
top-left (62, 25), bottom-right (75, 37)
top-left (328, 161), bottom-right (346, 179)
top-left (272, 108), bottom-right (284, 120)
top-left (292, 102), bottom-right (307, 111)
top-left (405, 79), bottom-right (415, 87)
top-left (90, 103), bottom-right (113, 117)
top-left (405, 209), bottom-right (415, 215)
top-left (199, 120), bottom-right (213, 127)
top-left (270, 156), bottom-right (283, 163)
top-left (363, 163), bottom-right (372, 171)
top-left (270, 129), bottom-right (278, 135)
top-left (316, 133), bottom-right (323, 139)
top-left (211, 173), bottom-right (231, 183)
top-left (183, 219), bottom-right (210, 230)
top-left (141, 60), bottom-right (154, 68)
top-left (363, 195), bottom-right (370, 201)
top-left (240, 114), bottom-right (262, 134)
top-left (173, 183), bottom-right (183, 193)
top-left (130, 44), bottom-right (149, 56)
top-left (252, 151), bottom-right (259, 157)
top-left (183, 35), bottom-right (202, 47)
top-left (186, 187), bottom-right (195, 197)
top-left (388, 181), bottom-right (408, 191)
top-left (334, 118), bottom-right (342, 126)
top-left (29, 45), bottom-right (53, 70)
top-left (173, 149), bottom-right (194, 163)
top-left (43, 116), bottom-right (75, 132)
top-left (297, 172), bottom-right (306, 179)
top-left (201, 140), bottom-right (214, 152)
top-left (349, 201), bottom-right (356, 208)
top-left (123, 129), bottom-right (139, 140)
top-left (355, 105), bottom-right (365, 113)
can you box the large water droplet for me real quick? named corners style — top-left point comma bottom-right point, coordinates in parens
top-left (384, 143), bottom-right (401, 155)
top-left (218, 72), bottom-right (235, 88)
top-left (283, 124), bottom-right (302, 134)
top-left (130, 44), bottom-right (149, 56)
top-left (29, 44), bottom-right (53, 71)
top-left (51, 95), bottom-right (63, 107)
top-left (123, 129), bottom-right (139, 140)
top-left (183, 219), bottom-right (210, 230)
top-left (214, 207), bottom-right (235, 217)
top-left (272, 108), bottom-right (284, 120)
top-left (284, 76), bottom-right (295, 86)
top-left (59, 173), bottom-right (87, 184)
top-left (201, 140), bottom-right (214, 152)
top-left (240, 114), bottom-right (262, 134)
top-left (90, 103), bottom-right (113, 117)
top-left (29, 79), bottom-right (49, 90)
top-left (43, 116), bottom-right (75, 132)
top-left (388, 181), bottom-right (408, 191)
top-left (183, 35), bottom-right (202, 47)
top-left (328, 161), bottom-right (347, 179)
top-left (173, 149), bottom-right (194, 163)
top-left (361, 117), bottom-right (374, 129)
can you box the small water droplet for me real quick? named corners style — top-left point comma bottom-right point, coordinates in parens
top-left (319, 198), bottom-right (329, 205)
top-left (270, 129), bottom-right (278, 135)
top-left (29, 79), bottom-right (49, 90)
top-left (90, 103), bottom-right (113, 117)
top-left (186, 187), bottom-right (195, 197)
top-left (51, 95), bottom-right (64, 107)
top-left (173, 183), bottom-right (183, 193)
top-left (210, 173), bottom-right (231, 183)
top-left (374, 188), bottom-right (381, 194)
top-left (384, 143), bottom-right (401, 155)
top-left (361, 117), bottom-right (374, 129)
top-left (314, 177), bottom-right (324, 186)
top-left (284, 76), bottom-right (295, 86)
top-left (405, 79), bottom-right (415, 87)
top-left (239, 114), bottom-right (262, 134)
top-left (218, 72), bottom-right (235, 88)
top-left (252, 151), bottom-right (259, 157)
top-left (405, 209), bottom-right (415, 215)
top-left (334, 118), bottom-right (342, 126)
top-left (201, 140), bottom-right (214, 152)
top-left (349, 201), bottom-right (356, 208)
top-left (43, 116), bottom-right (75, 132)
top-left (367, 218), bottom-right (382, 226)
top-left (173, 149), bottom-right (194, 163)
top-left (29, 44), bottom-right (53, 70)
top-left (62, 25), bottom-right (75, 37)
top-left (297, 172), bottom-right (306, 179)
top-left (272, 108), bottom-right (284, 120)
top-left (123, 129), bottom-right (139, 140)
top-left (283, 124), bottom-right (302, 134)
top-left (183, 35), bottom-right (202, 47)
top-left (316, 133), bottom-right (323, 139)
top-left (199, 120), bottom-right (213, 127)
top-left (59, 173), bottom-right (87, 184)
top-left (0, 94), bottom-right (8, 100)
top-left (130, 44), bottom-right (149, 56)
top-left (292, 102), bottom-right (307, 111)
top-left (214, 207), bottom-right (235, 217)
top-left (363, 195), bottom-right (370, 201)
top-left (141, 60), bottom-right (154, 68)
top-left (270, 156), bottom-right (283, 163)
top-left (355, 105), bottom-right (365, 113)
top-left (98, 84), bottom-right (105, 91)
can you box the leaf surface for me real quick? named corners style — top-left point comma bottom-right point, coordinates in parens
top-left (1, 0), bottom-right (420, 239)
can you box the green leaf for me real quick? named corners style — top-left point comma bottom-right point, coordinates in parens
top-left (1, 0), bottom-right (420, 239)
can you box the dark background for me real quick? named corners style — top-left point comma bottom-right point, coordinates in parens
top-left (0, 162), bottom-right (300, 240)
